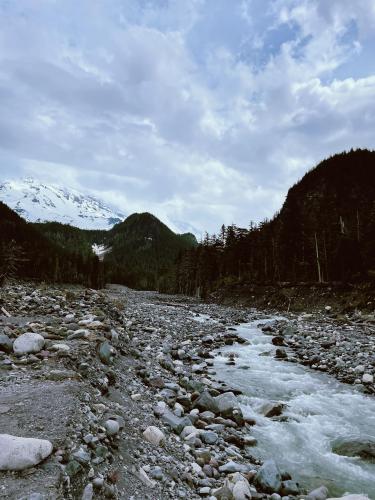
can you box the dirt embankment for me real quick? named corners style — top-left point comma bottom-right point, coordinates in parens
top-left (209, 281), bottom-right (375, 315)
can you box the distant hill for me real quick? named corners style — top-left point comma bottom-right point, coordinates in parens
top-left (176, 149), bottom-right (375, 295)
top-left (33, 212), bottom-right (198, 290)
top-left (0, 202), bottom-right (101, 286)
top-left (104, 212), bottom-right (198, 290)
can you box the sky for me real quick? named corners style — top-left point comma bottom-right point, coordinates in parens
top-left (0, 0), bottom-right (375, 235)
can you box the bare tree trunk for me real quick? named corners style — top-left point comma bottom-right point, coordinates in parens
top-left (356, 209), bottom-right (360, 242)
top-left (323, 233), bottom-right (329, 282)
top-left (315, 232), bottom-right (322, 283)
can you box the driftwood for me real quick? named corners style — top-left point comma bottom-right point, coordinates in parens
top-left (0, 306), bottom-right (11, 317)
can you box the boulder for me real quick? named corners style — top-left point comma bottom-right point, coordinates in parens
top-left (194, 390), bottom-right (220, 414)
top-left (327, 496), bottom-right (369, 500)
top-left (362, 373), bottom-right (374, 384)
top-left (219, 461), bottom-right (249, 474)
top-left (214, 392), bottom-right (238, 415)
top-left (143, 426), bottom-right (165, 447)
top-left (281, 480), bottom-right (299, 495)
top-left (161, 409), bottom-right (192, 434)
top-left (0, 434), bottom-right (53, 471)
top-left (201, 430), bottom-right (218, 444)
top-left (254, 460), bottom-right (282, 493)
top-left (260, 402), bottom-right (286, 418)
top-left (104, 419), bottom-right (120, 436)
top-left (98, 342), bottom-right (114, 365)
top-left (81, 483), bottom-right (94, 500)
top-left (232, 479), bottom-right (252, 499)
top-left (0, 334), bottom-right (13, 353)
top-left (307, 485), bottom-right (329, 500)
top-left (13, 333), bottom-right (44, 355)
top-left (332, 439), bottom-right (375, 461)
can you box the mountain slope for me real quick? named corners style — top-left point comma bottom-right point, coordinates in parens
top-left (0, 202), bottom-right (102, 286)
top-left (0, 178), bottom-right (125, 230)
top-left (175, 149), bottom-right (375, 295)
top-left (104, 212), bottom-right (198, 290)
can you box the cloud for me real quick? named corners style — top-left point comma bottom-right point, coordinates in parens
top-left (0, 0), bottom-right (374, 233)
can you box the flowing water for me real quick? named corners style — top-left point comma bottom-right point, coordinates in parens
top-left (213, 318), bottom-right (375, 498)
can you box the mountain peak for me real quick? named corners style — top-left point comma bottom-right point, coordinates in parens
top-left (0, 178), bottom-right (126, 230)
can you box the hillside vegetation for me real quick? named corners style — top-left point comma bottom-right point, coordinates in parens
top-left (0, 202), bottom-right (101, 287)
top-left (33, 213), bottom-right (197, 290)
top-left (176, 149), bottom-right (375, 296)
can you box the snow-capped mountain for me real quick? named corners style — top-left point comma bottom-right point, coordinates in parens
top-left (0, 178), bottom-right (126, 230)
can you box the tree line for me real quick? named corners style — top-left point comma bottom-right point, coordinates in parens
top-left (174, 149), bottom-right (375, 297)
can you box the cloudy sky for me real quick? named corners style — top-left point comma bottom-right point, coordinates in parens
top-left (0, 0), bottom-right (375, 234)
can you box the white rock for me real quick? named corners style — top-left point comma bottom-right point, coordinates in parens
top-left (354, 365), bottom-right (365, 373)
top-left (307, 485), bottom-right (329, 500)
top-left (214, 392), bottom-right (238, 413)
top-left (0, 434), bottom-right (53, 470)
top-left (232, 480), bottom-right (252, 499)
top-left (143, 426), bottom-right (165, 447)
top-left (327, 496), bottom-right (369, 500)
top-left (81, 483), bottom-right (94, 500)
top-left (50, 343), bottom-right (70, 352)
top-left (104, 419), bottom-right (120, 436)
top-left (180, 425), bottom-right (199, 440)
top-left (362, 373), bottom-right (374, 384)
top-left (13, 333), bottom-right (45, 355)
top-left (138, 467), bottom-right (156, 488)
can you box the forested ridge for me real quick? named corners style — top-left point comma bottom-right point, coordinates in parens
top-left (2, 149), bottom-right (374, 293)
top-left (4, 211), bottom-right (197, 291)
top-left (0, 202), bottom-right (102, 287)
top-left (103, 212), bottom-right (197, 290)
top-left (175, 149), bottom-right (375, 297)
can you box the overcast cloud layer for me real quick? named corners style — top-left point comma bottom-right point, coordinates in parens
top-left (0, 0), bottom-right (375, 235)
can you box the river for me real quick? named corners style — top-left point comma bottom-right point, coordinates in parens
top-left (213, 317), bottom-right (375, 498)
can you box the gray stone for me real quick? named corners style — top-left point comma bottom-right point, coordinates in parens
top-left (143, 426), bottom-right (165, 446)
top-left (306, 485), bottom-right (328, 500)
top-left (0, 434), bottom-right (53, 471)
top-left (218, 461), bottom-right (249, 474)
top-left (362, 373), bottom-right (374, 384)
top-left (194, 390), bottom-right (220, 414)
top-left (0, 334), bottom-right (13, 353)
top-left (13, 333), bottom-right (44, 355)
top-left (281, 480), bottom-right (299, 496)
top-left (232, 480), bottom-right (252, 500)
top-left (254, 460), bottom-right (282, 493)
top-left (161, 409), bottom-right (192, 434)
top-left (332, 439), bottom-right (375, 461)
top-left (214, 392), bottom-right (238, 415)
top-left (81, 483), bottom-right (94, 500)
top-left (99, 342), bottom-right (114, 365)
top-left (72, 448), bottom-right (91, 465)
top-left (149, 466), bottom-right (164, 480)
top-left (201, 431), bottom-right (218, 445)
top-left (104, 419), bottom-right (120, 436)
top-left (260, 402), bottom-right (286, 418)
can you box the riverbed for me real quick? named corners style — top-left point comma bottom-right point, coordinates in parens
top-left (213, 318), bottom-right (375, 498)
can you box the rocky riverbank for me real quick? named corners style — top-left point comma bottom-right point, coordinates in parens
top-left (0, 283), bottom-right (372, 499)
top-left (262, 311), bottom-right (375, 394)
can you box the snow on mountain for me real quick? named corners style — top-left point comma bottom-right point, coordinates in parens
top-left (0, 177), bottom-right (126, 230)
top-left (171, 220), bottom-right (202, 240)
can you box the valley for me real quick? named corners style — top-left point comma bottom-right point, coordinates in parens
top-left (0, 282), bottom-right (373, 499)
